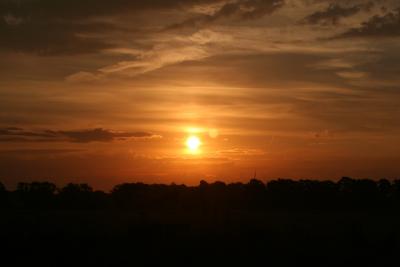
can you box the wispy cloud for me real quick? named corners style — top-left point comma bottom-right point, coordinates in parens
top-left (0, 127), bottom-right (161, 143)
top-left (166, 0), bottom-right (284, 30)
top-left (302, 2), bottom-right (373, 26)
top-left (335, 7), bottom-right (400, 38)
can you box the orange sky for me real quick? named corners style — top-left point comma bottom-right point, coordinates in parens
top-left (1, 0), bottom-right (400, 189)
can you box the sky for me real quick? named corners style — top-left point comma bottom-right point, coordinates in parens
top-left (1, 0), bottom-right (400, 189)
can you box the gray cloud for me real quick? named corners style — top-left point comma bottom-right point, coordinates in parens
top-left (166, 0), bottom-right (284, 30)
top-left (0, 0), bottom-right (221, 20)
top-left (336, 7), bottom-right (400, 38)
top-left (0, 0), bottom-right (222, 55)
top-left (0, 127), bottom-right (159, 143)
top-left (302, 3), bottom-right (372, 25)
top-left (0, 18), bottom-right (118, 55)
top-left (0, 149), bottom-right (83, 155)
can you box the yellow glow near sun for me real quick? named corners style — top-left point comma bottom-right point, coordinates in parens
top-left (186, 135), bottom-right (201, 152)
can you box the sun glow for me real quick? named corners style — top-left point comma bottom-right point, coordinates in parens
top-left (186, 135), bottom-right (201, 152)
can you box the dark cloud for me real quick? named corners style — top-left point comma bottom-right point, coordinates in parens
top-left (153, 52), bottom-right (352, 89)
top-left (336, 7), bottom-right (400, 38)
top-left (0, 0), bottom-right (222, 55)
top-left (303, 3), bottom-right (371, 25)
top-left (0, 127), bottom-right (159, 143)
top-left (0, 19), bottom-right (117, 55)
top-left (0, 149), bottom-right (83, 155)
top-left (57, 128), bottom-right (156, 143)
top-left (0, 127), bottom-right (56, 138)
top-left (0, 0), bottom-right (220, 20)
top-left (166, 0), bottom-right (284, 30)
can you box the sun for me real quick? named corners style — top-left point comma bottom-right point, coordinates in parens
top-left (186, 135), bottom-right (201, 152)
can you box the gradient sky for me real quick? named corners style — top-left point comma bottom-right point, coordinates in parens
top-left (1, 0), bottom-right (400, 189)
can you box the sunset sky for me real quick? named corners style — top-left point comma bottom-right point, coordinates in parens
top-left (1, 0), bottom-right (400, 189)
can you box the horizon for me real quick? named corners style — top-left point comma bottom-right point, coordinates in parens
top-left (1, 176), bottom-right (397, 192)
top-left (1, 0), bottom-right (400, 188)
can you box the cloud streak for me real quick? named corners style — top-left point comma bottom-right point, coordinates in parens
top-left (0, 0), bottom-right (223, 55)
top-left (336, 7), bottom-right (400, 38)
top-left (0, 127), bottom-right (160, 143)
top-left (302, 3), bottom-right (372, 25)
top-left (166, 0), bottom-right (284, 30)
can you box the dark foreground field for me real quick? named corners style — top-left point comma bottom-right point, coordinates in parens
top-left (1, 178), bottom-right (400, 266)
top-left (2, 210), bottom-right (400, 267)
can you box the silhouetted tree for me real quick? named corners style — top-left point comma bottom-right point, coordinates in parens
top-left (247, 179), bottom-right (265, 191)
top-left (392, 180), bottom-right (400, 202)
top-left (111, 183), bottom-right (150, 209)
top-left (378, 179), bottom-right (391, 196)
top-left (0, 182), bottom-right (5, 192)
top-left (266, 179), bottom-right (302, 210)
top-left (0, 178), bottom-right (398, 211)
top-left (378, 179), bottom-right (392, 207)
top-left (15, 182), bottom-right (57, 209)
top-left (57, 183), bottom-right (107, 209)
top-left (0, 182), bottom-right (7, 208)
top-left (338, 177), bottom-right (380, 209)
top-left (245, 179), bottom-right (265, 209)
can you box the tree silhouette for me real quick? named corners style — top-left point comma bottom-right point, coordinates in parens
top-left (0, 182), bottom-right (6, 208)
top-left (16, 182), bottom-right (56, 209)
top-left (0, 177), bottom-right (397, 211)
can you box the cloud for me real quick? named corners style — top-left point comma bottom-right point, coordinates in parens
top-left (302, 3), bottom-right (371, 25)
top-left (3, 14), bottom-right (24, 26)
top-left (65, 71), bottom-right (101, 83)
top-left (58, 129), bottom-right (158, 143)
top-left (99, 45), bottom-right (208, 75)
top-left (0, 149), bottom-right (83, 155)
top-left (336, 71), bottom-right (367, 80)
top-left (335, 7), bottom-right (400, 38)
top-left (312, 129), bottom-right (333, 139)
top-left (0, 0), bottom-right (222, 55)
top-left (67, 29), bottom-right (227, 78)
top-left (0, 18), bottom-right (117, 55)
top-left (312, 58), bottom-right (356, 69)
top-left (0, 127), bottom-right (160, 143)
top-left (166, 0), bottom-right (284, 30)
top-left (0, 0), bottom-right (220, 20)
top-left (0, 127), bottom-right (56, 138)
top-left (216, 148), bottom-right (266, 157)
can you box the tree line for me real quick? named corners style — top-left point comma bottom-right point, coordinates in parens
top-left (1, 177), bottom-right (400, 211)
